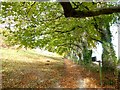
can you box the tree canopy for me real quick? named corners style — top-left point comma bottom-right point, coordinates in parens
top-left (1, 2), bottom-right (119, 59)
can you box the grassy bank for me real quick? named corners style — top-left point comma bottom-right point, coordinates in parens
top-left (1, 48), bottom-right (64, 88)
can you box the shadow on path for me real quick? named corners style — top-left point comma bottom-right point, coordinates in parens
top-left (58, 59), bottom-right (86, 88)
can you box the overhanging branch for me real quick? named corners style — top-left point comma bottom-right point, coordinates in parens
top-left (55, 25), bottom-right (82, 34)
top-left (90, 37), bottom-right (103, 44)
top-left (60, 2), bottom-right (120, 18)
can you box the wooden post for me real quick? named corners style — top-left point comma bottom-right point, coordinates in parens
top-left (96, 60), bottom-right (103, 87)
top-left (99, 61), bottom-right (103, 87)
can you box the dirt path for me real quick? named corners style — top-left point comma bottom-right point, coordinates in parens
top-left (1, 48), bottom-right (115, 88)
top-left (58, 59), bottom-right (85, 88)
top-left (58, 59), bottom-right (98, 88)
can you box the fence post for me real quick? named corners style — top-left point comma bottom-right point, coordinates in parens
top-left (99, 61), bottom-right (103, 87)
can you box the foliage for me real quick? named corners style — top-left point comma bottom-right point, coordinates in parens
top-left (1, 2), bottom-right (119, 66)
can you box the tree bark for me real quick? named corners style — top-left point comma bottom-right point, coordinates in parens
top-left (60, 2), bottom-right (120, 18)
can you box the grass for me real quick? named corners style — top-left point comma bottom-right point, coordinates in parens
top-left (0, 48), bottom-right (117, 88)
top-left (1, 48), bottom-right (64, 88)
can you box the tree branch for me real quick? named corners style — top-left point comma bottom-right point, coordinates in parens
top-left (55, 25), bottom-right (82, 34)
top-left (90, 37), bottom-right (103, 44)
top-left (60, 2), bottom-right (120, 18)
top-left (92, 17), bottom-right (105, 36)
top-left (27, 2), bottom-right (36, 14)
top-left (60, 2), bottom-right (76, 17)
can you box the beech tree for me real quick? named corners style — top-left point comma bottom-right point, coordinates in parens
top-left (1, 1), bottom-right (120, 87)
top-left (1, 2), bottom-right (119, 65)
